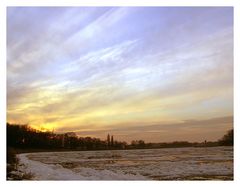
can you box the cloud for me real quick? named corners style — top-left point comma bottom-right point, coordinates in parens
top-left (7, 7), bottom-right (233, 142)
top-left (57, 116), bottom-right (233, 143)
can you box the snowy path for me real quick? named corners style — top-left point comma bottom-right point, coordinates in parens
top-left (17, 153), bottom-right (147, 180)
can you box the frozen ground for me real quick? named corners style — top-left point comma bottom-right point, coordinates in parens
top-left (16, 146), bottom-right (233, 180)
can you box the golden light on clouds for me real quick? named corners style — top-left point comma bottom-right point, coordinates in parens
top-left (7, 7), bottom-right (233, 142)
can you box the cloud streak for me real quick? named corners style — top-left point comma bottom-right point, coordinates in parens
top-left (7, 7), bottom-right (233, 142)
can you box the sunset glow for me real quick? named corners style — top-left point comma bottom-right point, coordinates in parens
top-left (7, 7), bottom-right (233, 142)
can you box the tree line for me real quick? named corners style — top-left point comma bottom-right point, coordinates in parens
top-left (7, 123), bottom-right (233, 151)
top-left (7, 123), bottom-right (127, 150)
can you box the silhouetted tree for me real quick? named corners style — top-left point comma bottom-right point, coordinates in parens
top-left (218, 129), bottom-right (233, 146)
top-left (107, 134), bottom-right (110, 147)
top-left (131, 140), bottom-right (145, 148)
top-left (111, 135), bottom-right (114, 146)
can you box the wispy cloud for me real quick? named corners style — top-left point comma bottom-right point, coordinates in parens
top-left (7, 7), bottom-right (233, 142)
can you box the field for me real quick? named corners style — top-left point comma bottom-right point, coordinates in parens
top-left (14, 146), bottom-right (233, 180)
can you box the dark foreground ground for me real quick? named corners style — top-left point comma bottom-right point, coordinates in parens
top-left (7, 147), bottom-right (68, 180)
top-left (7, 147), bottom-right (32, 180)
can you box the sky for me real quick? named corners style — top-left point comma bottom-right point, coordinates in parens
top-left (7, 7), bottom-right (233, 143)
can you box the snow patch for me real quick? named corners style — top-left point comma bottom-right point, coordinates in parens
top-left (16, 147), bottom-right (233, 180)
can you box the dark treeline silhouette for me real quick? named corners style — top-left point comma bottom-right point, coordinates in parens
top-left (7, 123), bottom-right (127, 150)
top-left (7, 123), bottom-right (233, 151)
top-left (218, 129), bottom-right (233, 146)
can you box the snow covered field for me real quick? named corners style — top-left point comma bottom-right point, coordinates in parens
top-left (16, 146), bottom-right (233, 180)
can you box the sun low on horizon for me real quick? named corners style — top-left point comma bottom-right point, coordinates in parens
top-left (7, 7), bottom-right (233, 143)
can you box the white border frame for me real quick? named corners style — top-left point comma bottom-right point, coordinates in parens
top-left (1, 1), bottom-right (239, 187)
